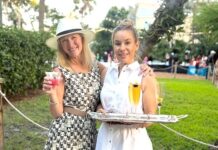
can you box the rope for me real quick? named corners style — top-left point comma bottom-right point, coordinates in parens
top-left (153, 65), bottom-right (174, 71)
top-left (160, 123), bottom-right (218, 149)
top-left (177, 65), bottom-right (189, 71)
top-left (0, 90), bottom-right (49, 131)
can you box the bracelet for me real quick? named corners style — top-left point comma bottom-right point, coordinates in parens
top-left (49, 98), bottom-right (58, 105)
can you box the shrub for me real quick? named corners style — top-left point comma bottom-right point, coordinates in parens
top-left (0, 27), bottom-right (55, 95)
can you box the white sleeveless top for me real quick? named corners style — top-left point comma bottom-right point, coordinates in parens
top-left (96, 61), bottom-right (153, 150)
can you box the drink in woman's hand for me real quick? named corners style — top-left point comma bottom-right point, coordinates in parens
top-left (157, 97), bottom-right (163, 106)
top-left (45, 72), bottom-right (60, 87)
top-left (128, 83), bottom-right (141, 105)
top-left (157, 82), bottom-right (165, 114)
top-left (51, 78), bottom-right (59, 86)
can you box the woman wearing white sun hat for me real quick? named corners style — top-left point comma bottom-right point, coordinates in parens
top-left (42, 17), bottom-right (153, 150)
top-left (42, 17), bottom-right (106, 149)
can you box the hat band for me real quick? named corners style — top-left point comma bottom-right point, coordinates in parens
top-left (57, 28), bottom-right (82, 36)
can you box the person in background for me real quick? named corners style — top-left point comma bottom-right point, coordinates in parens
top-left (42, 17), bottom-right (154, 150)
top-left (96, 52), bottom-right (101, 61)
top-left (96, 19), bottom-right (158, 150)
top-left (103, 51), bottom-right (108, 62)
top-left (195, 55), bottom-right (201, 75)
top-left (207, 50), bottom-right (217, 78)
top-left (143, 56), bottom-right (148, 64)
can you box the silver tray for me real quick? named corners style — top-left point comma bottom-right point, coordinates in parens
top-left (88, 112), bottom-right (188, 123)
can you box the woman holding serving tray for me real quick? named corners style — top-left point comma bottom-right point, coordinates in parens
top-left (96, 19), bottom-right (158, 150)
top-left (42, 16), bottom-right (154, 150)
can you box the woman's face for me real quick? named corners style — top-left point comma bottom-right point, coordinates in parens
top-left (113, 30), bottom-right (139, 65)
top-left (59, 33), bottom-right (83, 59)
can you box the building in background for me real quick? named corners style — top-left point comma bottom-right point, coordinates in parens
top-left (172, 0), bottom-right (218, 43)
top-left (128, 1), bottom-right (160, 30)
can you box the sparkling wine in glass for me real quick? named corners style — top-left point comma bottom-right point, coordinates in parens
top-left (157, 83), bottom-right (165, 114)
top-left (128, 82), bottom-right (141, 113)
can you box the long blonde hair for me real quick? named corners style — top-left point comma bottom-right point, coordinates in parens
top-left (56, 34), bottom-right (95, 70)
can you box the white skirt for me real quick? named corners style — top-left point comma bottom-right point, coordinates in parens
top-left (96, 123), bottom-right (153, 150)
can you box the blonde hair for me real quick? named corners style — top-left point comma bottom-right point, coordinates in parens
top-left (112, 19), bottom-right (140, 60)
top-left (56, 34), bottom-right (95, 71)
top-left (112, 19), bottom-right (139, 44)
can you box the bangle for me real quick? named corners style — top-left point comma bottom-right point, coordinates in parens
top-left (49, 98), bottom-right (58, 105)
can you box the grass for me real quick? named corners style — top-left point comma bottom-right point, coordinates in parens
top-left (3, 95), bottom-right (51, 150)
top-left (2, 78), bottom-right (218, 149)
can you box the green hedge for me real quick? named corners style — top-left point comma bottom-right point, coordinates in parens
top-left (0, 27), bottom-right (55, 95)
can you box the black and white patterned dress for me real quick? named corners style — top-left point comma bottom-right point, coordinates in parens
top-left (44, 62), bottom-right (101, 150)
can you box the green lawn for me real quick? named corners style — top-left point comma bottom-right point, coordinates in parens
top-left (2, 78), bottom-right (218, 149)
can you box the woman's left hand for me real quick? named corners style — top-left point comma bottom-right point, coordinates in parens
top-left (139, 64), bottom-right (154, 77)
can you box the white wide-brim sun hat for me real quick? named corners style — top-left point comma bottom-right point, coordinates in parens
top-left (46, 18), bottom-right (95, 50)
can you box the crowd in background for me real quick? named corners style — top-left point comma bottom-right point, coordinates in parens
top-left (96, 49), bottom-right (218, 74)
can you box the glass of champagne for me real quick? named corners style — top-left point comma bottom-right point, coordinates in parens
top-left (128, 82), bottom-right (141, 113)
top-left (157, 82), bottom-right (165, 114)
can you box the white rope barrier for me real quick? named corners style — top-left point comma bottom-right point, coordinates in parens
top-left (0, 90), bottom-right (49, 131)
top-left (160, 123), bottom-right (218, 149)
top-left (153, 65), bottom-right (174, 71)
top-left (176, 65), bottom-right (189, 71)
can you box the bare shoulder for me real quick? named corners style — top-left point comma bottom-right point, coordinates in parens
top-left (97, 62), bottom-right (107, 72)
top-left (97, 62), bottom-right (107, 83)
top-left (143, 75), bottom-right (156, 83)
top-left (141, 75), bottom-right (157, 91)
top-left (97, 62), bottom-right (106, 70)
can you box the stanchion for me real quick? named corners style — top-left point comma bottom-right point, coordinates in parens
top-left (0, 78), bottom-right (4, 150)
top-left (174, 64), bottom-right (178, 79)
top-left (213, 60), bottom-right (218, 87)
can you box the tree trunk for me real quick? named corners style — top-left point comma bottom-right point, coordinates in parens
top-left (0, 0), bottom-right (2, 26)
top-left (39, 0), bottom-right (45, 31)
top-left (139, 0), bottom-right (188, 61)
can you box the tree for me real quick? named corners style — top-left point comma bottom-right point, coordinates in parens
top-left (101, 7), bottom-right (129, 31)
top-left (193, 2), bottom-right (218, 54)
top-left (193, 2), bottom-right (218, 37)
top-left (139, 0), bottom-right (188, 60)
top-left (1, 0), bottom-right (96, 31)
top-left (38, 0), bottom-right (45, 31)
top-left (91, 7), bottom-right (129, 58)
top-left (0, 0), bottom-right (2, 25)
top-left (2, 0), bottom-right (36, 28)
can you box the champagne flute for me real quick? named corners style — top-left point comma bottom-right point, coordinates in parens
top-left (128, 82), bottom-right (141, 113)
top-left (157, 82), bottom-right (165, 114)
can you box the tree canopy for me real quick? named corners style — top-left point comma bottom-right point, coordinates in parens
top-left (91, 6), bottom-right (129, 58)
top-left (193, 2), bottom-right (218, 36)
top-left (193, 2), bottom-right (218, 53)
top-left (139, 0), bottom-right (188, 60)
